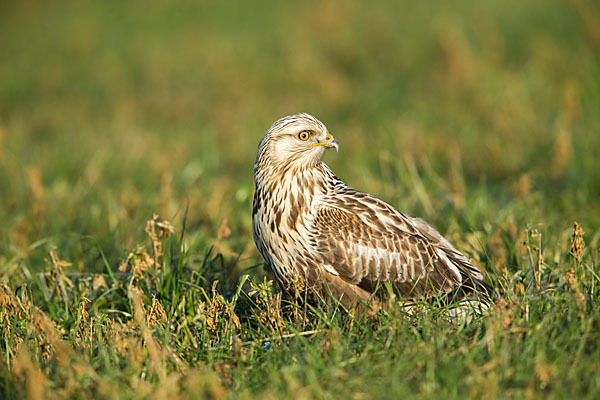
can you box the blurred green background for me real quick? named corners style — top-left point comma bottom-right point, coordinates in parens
top-left (1, 0), bottom-right (598, 275)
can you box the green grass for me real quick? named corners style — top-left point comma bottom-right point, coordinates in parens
top-left (1, 0), bottom-right (599, 398)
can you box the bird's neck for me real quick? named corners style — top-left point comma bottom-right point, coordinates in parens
top-left (256, 161), bottom-right (333, 203)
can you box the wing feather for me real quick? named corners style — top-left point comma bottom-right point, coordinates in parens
top-left (310, 192), bottom-right (484, 298)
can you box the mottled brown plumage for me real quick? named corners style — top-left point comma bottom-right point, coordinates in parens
top-left (253, 113), bottom-right (493, 314)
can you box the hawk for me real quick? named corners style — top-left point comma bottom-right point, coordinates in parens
top-left (252, 113), bottom-right (494, 314)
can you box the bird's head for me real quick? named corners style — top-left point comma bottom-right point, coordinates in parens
top-left (256, 113), bottom-right (338, 169)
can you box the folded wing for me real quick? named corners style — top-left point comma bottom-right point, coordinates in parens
top-left (310, 192), bottom-right (488, 299)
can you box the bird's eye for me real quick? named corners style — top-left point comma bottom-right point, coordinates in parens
top-left (298, 131), bottom-right (310, 141)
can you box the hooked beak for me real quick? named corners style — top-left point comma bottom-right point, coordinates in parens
top-left (324, 133), bottom-right (339, 152)
top-left (325, 138), bottom-right (339, 152)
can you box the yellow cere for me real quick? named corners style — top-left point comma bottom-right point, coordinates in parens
top-left (308, 132), bottom-right (333, 147)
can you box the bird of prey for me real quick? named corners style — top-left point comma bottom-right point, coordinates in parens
top-left (252, 113), bottom-right (494, 314)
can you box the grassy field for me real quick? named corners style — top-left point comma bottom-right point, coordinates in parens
top-left (1, 0), bottom-right (599, 398)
